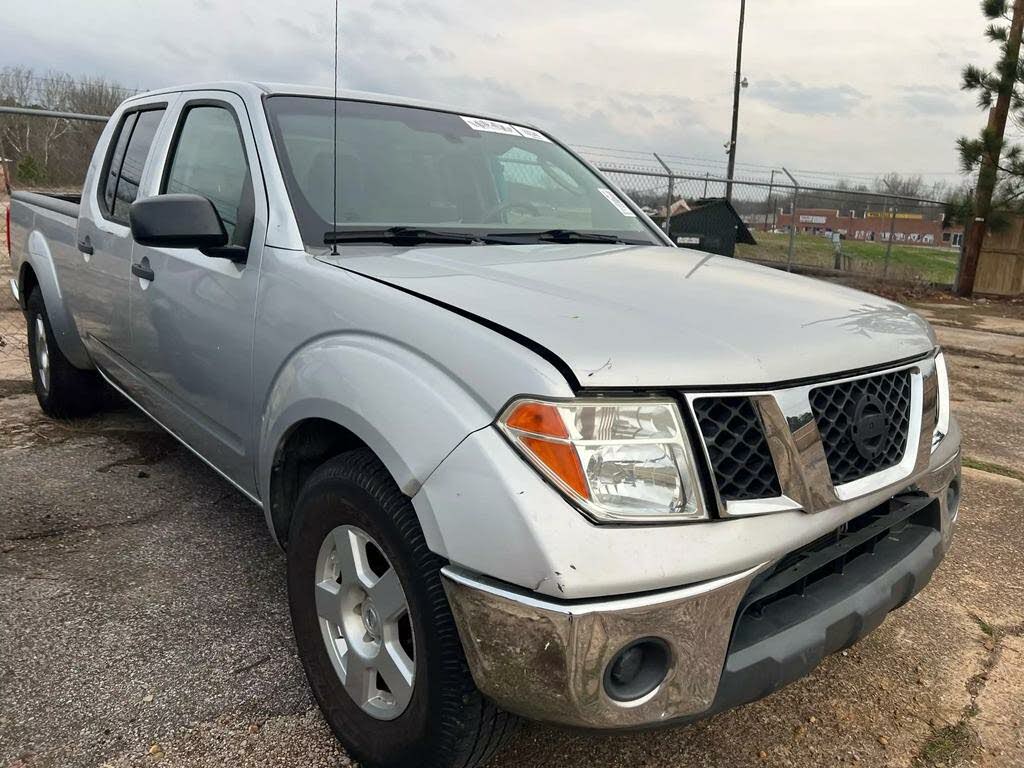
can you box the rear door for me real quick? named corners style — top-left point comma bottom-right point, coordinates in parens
top-left (127, 92), bottom-right (267, 492)
top-left (74, 99), bottom-right (171, 359)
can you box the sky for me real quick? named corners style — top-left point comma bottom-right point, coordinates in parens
top-left (2, 0), bottom-right (1000, 185)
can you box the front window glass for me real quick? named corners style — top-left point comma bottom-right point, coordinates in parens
top-left (163, 105), bottom-right (253, 245)
top-left (264, 96), bottom-right (659, 248)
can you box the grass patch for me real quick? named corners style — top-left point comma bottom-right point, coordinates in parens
top-left (736, 232), bottom-right (959, 285)
top-left (971, 614), bottom-right (997, 637)
top-left (916, 723), bottom-right (978, 767)
top-left (962, 456), bottom-right (1024, 483)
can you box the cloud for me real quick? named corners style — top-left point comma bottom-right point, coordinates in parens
top-left (0, 0), bottom-right (999, 178)
top-left (896, 85), bottom-right (960, 116)
top-left (750, 79), bottom-right (867, 116)
top-left (429, 46), bottom-right (456, 63)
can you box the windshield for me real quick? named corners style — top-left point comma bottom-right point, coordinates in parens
top-left (264, 96), bottom-right (662, 248)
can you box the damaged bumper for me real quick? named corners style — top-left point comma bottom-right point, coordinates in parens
top-left (442, 450), bottom-right (960, 729)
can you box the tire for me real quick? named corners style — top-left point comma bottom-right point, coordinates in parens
top-left (287, 449), bottom-right (520, 768)
top-left (25, 288), bottom-right (104, 418)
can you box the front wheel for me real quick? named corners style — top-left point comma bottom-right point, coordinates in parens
top-left (286, 450), bottom-right (520, 768)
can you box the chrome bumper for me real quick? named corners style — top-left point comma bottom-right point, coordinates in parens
top-left (442, 564), bottom-right (762, 729)
top-left (442, 451), bottom-right (960, 729)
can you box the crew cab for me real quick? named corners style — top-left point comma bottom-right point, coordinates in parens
top-left (7, 82), bottom-right (961, 768)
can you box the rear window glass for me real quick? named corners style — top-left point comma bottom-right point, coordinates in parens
top-left (111, 109), bottom-right (166, 221)
top-left (100, 112), bottom-right (137, 215)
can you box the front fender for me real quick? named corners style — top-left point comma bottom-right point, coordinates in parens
top-left (257, 332), bottom-right (500, 554)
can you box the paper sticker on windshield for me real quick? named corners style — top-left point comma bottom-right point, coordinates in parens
top-left (460, 115), bottom-right (522, 136)
top-left (513, 125), bottom-right (551, 142)
top-left (598, 188), bottom-right (637, 217)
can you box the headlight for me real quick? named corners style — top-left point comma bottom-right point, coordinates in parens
top-left (933, 350), bottom-right (950, 448)
top-left (497, 398), bottom-right (706, 523)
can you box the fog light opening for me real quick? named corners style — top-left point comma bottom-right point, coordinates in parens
top-left (947, 480), bottom-right (961, 521)
top-left (603, 638), bottom-right (670, 703)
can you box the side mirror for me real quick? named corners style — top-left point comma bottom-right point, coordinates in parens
top-left (129, 194), bottom-right (228, 250)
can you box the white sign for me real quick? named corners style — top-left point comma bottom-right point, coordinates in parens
top-left (461, 115), bottom-right (553, 142)
top-left (598, 188), bottom-right (637, 217)
top-left (513, 125), bottom-right (551, 142)
top-left (460, 115), bottom-right (522, 136)
top-left (799, 215), bottom-right (827, 224)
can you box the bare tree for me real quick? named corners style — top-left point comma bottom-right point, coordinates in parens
top-left (0, 66), bottom-right (135, 190)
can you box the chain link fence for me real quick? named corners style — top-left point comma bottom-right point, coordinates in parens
top-left (0, 194), bottom-right (28, 376)
top-left (580, 149), bottom-right (961, 288)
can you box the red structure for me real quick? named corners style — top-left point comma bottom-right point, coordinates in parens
top-left (776, 208), bottom-right (963, 248)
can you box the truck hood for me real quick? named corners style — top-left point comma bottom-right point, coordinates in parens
top-left (316, 244), bottom-right (937, 388)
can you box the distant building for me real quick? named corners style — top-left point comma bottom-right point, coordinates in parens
top-left (776, 207), bottom-right (964, 248)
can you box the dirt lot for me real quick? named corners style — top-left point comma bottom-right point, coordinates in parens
top-left (1, 292), bottom-right (1023, 768)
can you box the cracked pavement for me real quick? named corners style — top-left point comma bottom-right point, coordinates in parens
top-left (1, 294), bottom-right (1023, 768)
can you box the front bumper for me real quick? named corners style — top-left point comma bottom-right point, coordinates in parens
top-left (442, 449), bottom-right (960, 729)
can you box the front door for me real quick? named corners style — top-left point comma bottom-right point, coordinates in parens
top-left (127, 93), bottom-right (267, 493)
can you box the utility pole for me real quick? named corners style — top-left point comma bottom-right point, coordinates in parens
top-left (957, 0), bottom-right (1024, 296)
top-left (783, 167), bottom-right (799, 271)
top-left (884, 200), bottom-right (897, 278)
top-left (725, 0), bottom-right (747, 203)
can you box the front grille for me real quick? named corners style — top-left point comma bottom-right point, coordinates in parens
top-left (692, 397), bottom-right (781, 501)
top-left (810, 370), bottom-right (913, 487)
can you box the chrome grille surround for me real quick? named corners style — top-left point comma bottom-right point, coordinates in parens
top-left (692, 397), bottom-right (781, 502)
top-left (684, 354), bottom-right (938, 518)
top-left (809, 370), bottom-right (914, 486)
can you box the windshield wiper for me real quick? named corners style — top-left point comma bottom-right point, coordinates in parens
top-left (483, 229), bottom-right (645, 245)
top-left (324, 227), bottom-right (481, 246)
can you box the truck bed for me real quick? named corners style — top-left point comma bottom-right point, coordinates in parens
top-left (11, 190), bottom-right (81, 220)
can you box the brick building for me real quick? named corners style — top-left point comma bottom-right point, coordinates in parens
top-left (776, 208), bottom-right (963, 248)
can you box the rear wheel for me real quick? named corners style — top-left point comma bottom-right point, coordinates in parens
top-left (287, 450), bottom-right (520, 768)
top-left (26, 288), bottom-right (104, 418)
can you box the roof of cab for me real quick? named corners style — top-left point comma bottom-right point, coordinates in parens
top-left (122, 80), bottom-right (531, 129)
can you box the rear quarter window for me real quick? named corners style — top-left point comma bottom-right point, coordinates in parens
top-left (97, 107), bottom-right (166, 223)
top-left (100, 112), bottom-right (137, 215)
top-left (112, 110), bottom-right (166, 221)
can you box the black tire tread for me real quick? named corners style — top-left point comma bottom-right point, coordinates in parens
top-left (25, 287), bottom-right (103, 419)
top-left (292, 449), bottom-right (520, 768)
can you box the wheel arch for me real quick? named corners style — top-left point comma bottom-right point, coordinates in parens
top-left (267, 417), bottom-right (368, 546)
top-left (18, 261), bottom-right (39, 310)
top-left (21, 234), bottom-right (93, 370)
top-left (258, 334), bottom-right (499, 554)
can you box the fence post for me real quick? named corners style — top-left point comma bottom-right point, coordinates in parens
top-left (703, 173), bottom-right (709, 197)
top-left (764, 169), bottom-right (776, 232)
top-left (783, 168), bottom-right (799, 272)
top-left (652, 153), bottom-right (673, 236)
top-left (884, 199), bottom-right (897, 278)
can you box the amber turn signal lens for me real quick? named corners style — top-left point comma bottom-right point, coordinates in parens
top-left (504, 401), bottom-right (569, 438)
top-left (520, 436), bottom-right (590, 499)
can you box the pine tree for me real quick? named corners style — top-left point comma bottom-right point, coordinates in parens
top-left (956, 0), bottom-right (1024, 296)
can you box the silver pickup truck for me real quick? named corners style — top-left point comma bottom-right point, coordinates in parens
top-left (8, 82), bottom-right (961, 768)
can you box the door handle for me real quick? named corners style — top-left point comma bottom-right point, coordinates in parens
top-left (77, 236), bottom-right (94, 255)
top-left (131, 262), bottom-right (155, 281)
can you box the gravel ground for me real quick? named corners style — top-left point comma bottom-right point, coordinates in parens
top-left (1, 298), bottom-right (1022, 768)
